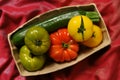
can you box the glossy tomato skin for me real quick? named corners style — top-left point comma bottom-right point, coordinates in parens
top-left (25, 26), bottom-right (50, 55)
top-left (49, 28), bottom-right (79, 62)
top-left (19, 45), bottom-right (45, 71)
top-left (68, 15), bottom-right (93, 42)
top-left (82, 25), bottom-right (103, 47)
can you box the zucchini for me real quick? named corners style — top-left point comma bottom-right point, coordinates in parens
top-left (11, 10), bottom-right (100, 47)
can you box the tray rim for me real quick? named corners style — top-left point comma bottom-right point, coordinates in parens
top-left (8, 3), bottom-right (111, 76)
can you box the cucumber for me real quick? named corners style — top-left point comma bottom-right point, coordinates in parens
top-left (11, 10), bottom-right (100, 47)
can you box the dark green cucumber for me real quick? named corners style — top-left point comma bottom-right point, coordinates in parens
top-left (11, 10), bottom-right (100, 47)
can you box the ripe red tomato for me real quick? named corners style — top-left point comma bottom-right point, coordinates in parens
top-left (49, 28), bottom-right (79, 62)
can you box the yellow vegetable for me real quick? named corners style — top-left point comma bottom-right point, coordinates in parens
top-left (67, 15), bottom-right (93, 42)
top-left (82, 25), bottom-right (103, 47)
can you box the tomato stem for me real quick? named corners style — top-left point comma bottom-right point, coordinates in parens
top-left (62, 43), bottom-right (69, 48)
top-left (91, 32), bottom-right (95, 38)
top-left (35, 40), bottom-right (42, 46)
top-left (78, 16), bottom-right (86, 40)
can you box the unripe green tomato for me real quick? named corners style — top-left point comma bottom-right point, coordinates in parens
top-left (25, 26), bottom-right (50, 55)
top-left (19, 45), bottom-right (45, 71)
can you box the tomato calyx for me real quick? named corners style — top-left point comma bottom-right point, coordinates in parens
top-left (35, 40), bottom-right (42, 46)
top-left (91, 32), bottom-right (95, 38)
top-left (62, 42), bottom-right (69, 49)
top-left (77, 16), bottom-right (86, 40)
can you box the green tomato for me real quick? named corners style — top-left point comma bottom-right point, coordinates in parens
top-left (19, 45), bottom-right (45, 71)
top-left (25, 26), bottom-right (50, 55)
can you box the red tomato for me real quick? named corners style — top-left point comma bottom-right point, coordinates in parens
top-left (49, 28), bottom-right (79, 62)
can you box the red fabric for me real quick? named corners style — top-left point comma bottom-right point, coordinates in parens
top-left (0, 0), bottom-right (120, 80)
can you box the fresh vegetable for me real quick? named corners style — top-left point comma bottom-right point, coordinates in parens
top-left (67, 15), bottom-right (93, 42)
top-left (19, 45), bottom-right (45, 71)
top-left (86, 11), bottom-right (100, 22)
top-left (82, 25), bottom-right (103, 47)
top-left (49, 28), bottom-right (79, 62)
top-left (24, 26), bottom-right (50, 55)
top-left (11, 10), bottom-right (100, 47)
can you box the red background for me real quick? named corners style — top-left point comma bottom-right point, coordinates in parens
top-left (0, 0), bottom-right (120, 80)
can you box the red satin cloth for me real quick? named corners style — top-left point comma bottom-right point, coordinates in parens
top-left (0, 0), bottom-right (120, 80)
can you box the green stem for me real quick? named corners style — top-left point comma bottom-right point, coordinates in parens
top-left (35, 40), bottom-right (42, 46)
top-left (91, 32), bottom-right (95, 38)
top-left (77, 16), bottom-right (86, 40)
top-left (62, 43), bottom-right (69, 48)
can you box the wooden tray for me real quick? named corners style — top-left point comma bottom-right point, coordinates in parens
top-left (8, 3), bottom-right (111, 76)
